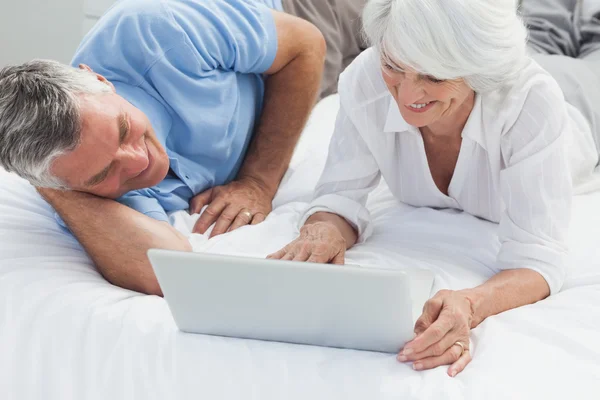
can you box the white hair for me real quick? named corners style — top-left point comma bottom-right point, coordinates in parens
top-left (362, 0), bottom-right (528, 92)
top-left (0, 60), bottom-right (111, 188)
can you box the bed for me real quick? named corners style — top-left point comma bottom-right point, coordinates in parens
top-left (1, 95), bottom-right (600, 400)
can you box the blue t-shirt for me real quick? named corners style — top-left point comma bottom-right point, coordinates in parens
top-left (71, 0), bottom-right (282, 222)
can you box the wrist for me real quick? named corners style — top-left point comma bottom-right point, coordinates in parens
top-left (237, 174), bottom-right (277, 199)
top-left (459, 288), bottom-right (486, 329)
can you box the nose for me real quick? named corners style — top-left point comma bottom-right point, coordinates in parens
top-left (396, 75), bottom-right (426, 105)
top-left (118, 141), bottom-right (149, 179)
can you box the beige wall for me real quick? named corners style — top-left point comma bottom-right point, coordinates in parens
top-left (0, 0), bottom-right (85, 66)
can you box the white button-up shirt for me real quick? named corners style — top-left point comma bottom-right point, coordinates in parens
top-left (301, 48), bottom-right (599, 294)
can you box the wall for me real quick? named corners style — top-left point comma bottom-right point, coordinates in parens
top-left (0, 0), bottom-right (85, 66)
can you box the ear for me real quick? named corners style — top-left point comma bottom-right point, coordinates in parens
top-left (78, 63), bottom-right (93, 73)
top-left (78, 64), bottom-right (116, 93)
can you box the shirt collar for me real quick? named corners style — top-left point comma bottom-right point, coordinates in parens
top-left (383, 98), bottom-right (412, 133)
top-left (382, 94), bottom-right (488, 151)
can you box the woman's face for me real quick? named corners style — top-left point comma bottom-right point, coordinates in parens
top-left (381, 57), bottom-right (475, 129)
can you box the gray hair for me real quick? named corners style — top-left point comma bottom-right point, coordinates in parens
top-left (0, 60), bottom-right (111, 188)
top-left (362, 0), bottom-right (528, 92)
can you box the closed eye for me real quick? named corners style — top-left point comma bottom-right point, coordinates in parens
top-left (426, 75), bottom-right (445, 84)
top-left (84, 111), bottom-right (129, 188)
top-left (118, 112), bottom-right (130, 144)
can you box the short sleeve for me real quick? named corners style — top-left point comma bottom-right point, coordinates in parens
top-left (118, 192), bottom-right (169, 223)
top-left (168, 0), bottom-right (279, 73)
top-left (71, 0), bottom-right (278, 85)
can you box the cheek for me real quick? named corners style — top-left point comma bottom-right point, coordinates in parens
top-left (428, 86), bottom-right (452, 103)
top-left (381, 71), bottom-right (401, 92)
top-left (93, 176), bottom-right (126, 199)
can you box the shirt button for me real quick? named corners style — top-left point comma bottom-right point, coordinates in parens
top-left (185, 175), bottom-right (190, 179)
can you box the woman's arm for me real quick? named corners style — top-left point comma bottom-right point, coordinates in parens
top-left (400, 79), bottom-right (574, 378)
top-left (268, 103), bottom-right (381, 263)
top-left (461, 268), bottom-right (549, 328)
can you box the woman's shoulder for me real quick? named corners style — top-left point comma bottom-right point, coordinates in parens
top-left (481, 57), bottom-right (566, 134)
top-left (337, 48), bottom-right (391, 109)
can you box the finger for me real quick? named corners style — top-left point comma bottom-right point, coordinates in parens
top-left (398, 330), bottom-right (457, 362)
top-left (193, 199), bottom-right (226, 234)
top-left (227, 210), bottom-right (253, 233)
top-left (448, 348), bottom-right (472, 377)
top-left (292, 248), bottom-right (311, 262)
top-left (404, 315), bottom-right (454, 355)
top-left (306, 254), bottom-right (330, 264)
top-left (411, 341), bottom-right (464, 372)
top-left (251, 213), bottom-right (266, 225)
top-left (281, 252), bottom-right (295, 261)
top-left (267, 248), bottom-right (288, 260)
top-left (189, 189), bottom-right (213, 215)
top-left (331, 250), bottom-right (345, 265)
top-left (414, 296), bottom-right (444, 337)
top-left (210, 205), bottom-right (241, 238)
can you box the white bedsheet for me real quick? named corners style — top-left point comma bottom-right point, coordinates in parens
top-left (1, 96), bottom-right (600, 400)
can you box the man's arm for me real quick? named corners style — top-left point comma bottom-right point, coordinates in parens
top-left (239, 11), bottom-right (327, 193)
top-left (191, 11), bottom-right (326, 236)
top-left (39, 189), bottom-right (192, 296)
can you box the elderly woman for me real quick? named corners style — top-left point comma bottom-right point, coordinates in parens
top-left (269, 0), bottom-right (600, 376)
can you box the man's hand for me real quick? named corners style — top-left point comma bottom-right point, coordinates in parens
top-left (397, 290), bottom-right (474, 377)
top-left (190, 177), bottom-right (274, 237)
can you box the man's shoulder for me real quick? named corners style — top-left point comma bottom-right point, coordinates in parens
top-left (96, 0), bottom-right (176, 39)
top-left (73, 0), bottom-right (184, 83)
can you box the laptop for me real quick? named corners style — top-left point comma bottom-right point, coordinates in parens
top-left (148, 249), bottom-right (434, 353)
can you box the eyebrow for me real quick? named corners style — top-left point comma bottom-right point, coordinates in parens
top-left (84, 112), bottom-right (129, 187)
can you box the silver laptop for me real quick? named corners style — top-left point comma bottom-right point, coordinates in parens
top-left (148, 249), bottom-right (434, 353)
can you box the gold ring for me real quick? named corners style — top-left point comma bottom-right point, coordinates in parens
top-left (454, 341), bottom-right (467, 357)
top-left (240, 210), bottom-right (252, 221)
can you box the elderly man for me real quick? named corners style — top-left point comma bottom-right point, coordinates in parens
top-left (0, 0), bottom-right (366, 295)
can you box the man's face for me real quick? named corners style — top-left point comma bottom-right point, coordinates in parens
top-left (51, 91), bottom-right (170, 199)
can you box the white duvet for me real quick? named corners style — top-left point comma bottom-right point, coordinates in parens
top-left (1, 96), bottom-right (600, 400)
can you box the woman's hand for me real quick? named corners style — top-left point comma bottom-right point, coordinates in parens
top-left (397, 290), bottom-right (474, 377)
top-left (267, 221), bottom-right (347, 264)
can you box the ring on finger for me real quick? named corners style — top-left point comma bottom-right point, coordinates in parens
top-left (240, 210), bottom-right (252, 221)
top-left (453, 341), bottom-right (468, 357)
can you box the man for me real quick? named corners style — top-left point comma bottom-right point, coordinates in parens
top-left (0, 0), bottom-right (366, 295)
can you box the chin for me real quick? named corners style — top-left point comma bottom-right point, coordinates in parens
top-left (400, 112), bottom-right (430, 128)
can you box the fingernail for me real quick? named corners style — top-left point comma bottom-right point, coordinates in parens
top-left (413, 363), bottom-right (422, 371)
top-left (403, 348), bottom-right (413, 356)
top-left (397, 354), bottom-right (407, 362)
top-left (450, 370), bottom-right (457, 377)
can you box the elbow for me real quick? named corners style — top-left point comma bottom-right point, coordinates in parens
top-left (140, 279), bottom-right (164, 297)
top-left (309, 24), bottom-right (327, 62)
top-left (139, 234), bottom-right (192, 296)
top-left (298, 19), bottom-right (326, 63)
top-left (103, 263), bottom-right (164, 297)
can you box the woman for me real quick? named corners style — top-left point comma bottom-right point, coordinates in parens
top-left (268, 0), bottom-right (600, 376)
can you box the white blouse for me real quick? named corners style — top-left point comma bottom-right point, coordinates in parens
top-left (301, 48), bottom-right (599, 294)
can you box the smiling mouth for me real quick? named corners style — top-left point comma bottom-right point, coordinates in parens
top-left (405, 101), bottom-right (436, 113)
